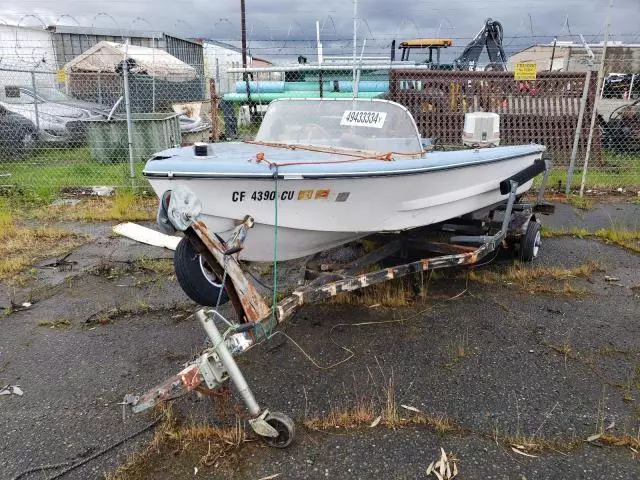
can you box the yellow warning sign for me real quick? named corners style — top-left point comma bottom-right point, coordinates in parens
top-left (56, 70), bottom-right (66, 83)
top-left (514, 63), bottom-right (537, 81)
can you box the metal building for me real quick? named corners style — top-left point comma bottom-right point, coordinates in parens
top-left (44, 25), bottom-right (204, 75)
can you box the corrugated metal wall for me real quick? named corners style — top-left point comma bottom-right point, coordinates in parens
top-left (52, 33), bottom-right (165, 67)
top-left (53, 29), bottom-right (206, 104)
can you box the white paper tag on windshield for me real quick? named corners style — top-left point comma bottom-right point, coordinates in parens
top-left (340, 110), bottom-right (387, 128)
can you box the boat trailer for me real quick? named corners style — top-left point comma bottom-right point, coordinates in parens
top-left (124, 158), bottom-right (554, 448)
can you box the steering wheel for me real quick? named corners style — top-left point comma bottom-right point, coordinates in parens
top-left (296, 123), bottom-right (330, 144)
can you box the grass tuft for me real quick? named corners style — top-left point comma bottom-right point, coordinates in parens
top-left (0, 210), bottom-right (88, 281)
top-left (107, 404), bottom-right (249, 480)
top-left (37, 319), bottom-right (72, 329)
top-left (330, 276), bottom-right (415, 307)
top-left (37, 192), bottom-right (157, 222)
top-left (566, 195), bottom-right (594, 210)
top-left (469, 260), bottom-right (602, 296)
top-left (542, 226), bottom-right (640, 253)
top-left (134, 257), bottom-right (175, 276)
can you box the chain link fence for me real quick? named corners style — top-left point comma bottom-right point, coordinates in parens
top-left (592, 59), bottom-right (640, 190)
top-left (0, 34), bottom-right (638, 199)
top-left (0, 61), bottom-right (211, 197)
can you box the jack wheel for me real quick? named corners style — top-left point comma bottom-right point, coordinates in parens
top-left (262, 412), bottom-right (295, 448)
top-left (520, 221), bottom-right (541, 262)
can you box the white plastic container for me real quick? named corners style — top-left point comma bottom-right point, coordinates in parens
top-left (462, 112), bottom-right (500, 147)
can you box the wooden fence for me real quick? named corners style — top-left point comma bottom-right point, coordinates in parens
top-left (389, 70), bottom-right (600, 165)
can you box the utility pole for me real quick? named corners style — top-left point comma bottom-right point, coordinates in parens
top-left (241, 0), bottom-right (253, 114)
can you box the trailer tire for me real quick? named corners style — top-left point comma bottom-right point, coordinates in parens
top-left (520, 221), bottom-right (541, 262)
top-left (174, 237), bottom-right (229, 307)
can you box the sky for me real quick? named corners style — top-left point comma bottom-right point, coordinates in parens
top-left (0, 0), bottom-right (638, 61)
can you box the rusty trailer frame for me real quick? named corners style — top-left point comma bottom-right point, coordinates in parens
top-left (125, 159), bottom-right (554, 448)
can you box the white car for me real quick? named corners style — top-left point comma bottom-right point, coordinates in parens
top-left (0, 86), bottom-right (100, 144)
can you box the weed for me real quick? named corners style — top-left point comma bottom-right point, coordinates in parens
top-left (88, 260), bottom-right (130, 279)
top-left (107, 405), bottom-right (249, 480)
top-left (594, 227), bottom-right (640, 253)
top-left (566, 194), bottom-right (594, 210)
top-left (330, 276), bottom-right (415, 307)
top-left (303, 364), bottom-right (458, 435)
top-left (37, 319), bottom-right (72, 329)
top-left (85, 302), bottom-right (191, 325)
top-left (469, 261), bottom-right (601, 296)
top-left (444, 330), bottom-right (470, 368)
top-left (0, 211), bottom-right (88, 280)
top-left (38, 192), bottom-right (157, 222)
top-left (134, 257), bottom-right (174, 276)
top-left (599, 432), bottom-right (640, 450)
top-left (542, 226), bottom-right (640, 253)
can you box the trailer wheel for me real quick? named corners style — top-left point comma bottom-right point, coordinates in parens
top-left (262, 412), bottom-right (295, 448)
top-left (520, 221), bottom-right (541, 262)
top-left (174, 237), bottom-right (229, 307)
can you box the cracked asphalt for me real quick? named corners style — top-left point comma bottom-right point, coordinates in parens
top-left (0, 200), bottom-right (639, 480)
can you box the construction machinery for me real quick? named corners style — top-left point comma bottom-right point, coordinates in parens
top-left (395, 18), bottom-right (507, 71)
top-left (453, 18), bottom-right (507, 71)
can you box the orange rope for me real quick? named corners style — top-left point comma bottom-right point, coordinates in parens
top-left (245, 139), bottom-right (424, 159)
top-left (245, 139), bottom-right (412, 168)
top-left (245, 139), bottom-right (380, 158)
top-left (254, 155), bottom-right (393, 169)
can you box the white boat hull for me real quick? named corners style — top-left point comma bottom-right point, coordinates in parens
top-left (148, 150), bottom-right (540, 261)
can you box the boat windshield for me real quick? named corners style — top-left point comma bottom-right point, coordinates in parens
top-left (256, 99), bottom-right (422, 154)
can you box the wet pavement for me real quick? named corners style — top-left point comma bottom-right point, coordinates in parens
top-left (1, 201), bottom-right (639, 480)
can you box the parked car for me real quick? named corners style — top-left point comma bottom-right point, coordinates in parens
top-left (19, 86), bottom-right (112, 117)
top-left (0, 86), bottom-right (100, 144)
top-left (0, 104), bottom-right (37, 158)
top-left (603, 73), bottom-right (639, 100)
top-left (599, 99), bottom-right (640, 153)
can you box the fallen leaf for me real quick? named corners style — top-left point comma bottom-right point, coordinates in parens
top-left (368, 303), bottom-right (381, 308)
top-left (369, 415), bottom-right (382, 428)
top-left (586, 433), bottom-right (602, 442)
top-left (426, 461), bottom-right (435, 475)
top-left (400, 404), bottom-right (422, 413)
top-left (0, 385), bottom-right (23, 396)
top-left (511, 447), bottom-right (539, 458)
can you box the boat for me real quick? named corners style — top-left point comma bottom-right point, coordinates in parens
top-left (128, 98), bottom-right (552, 427)
top-left (143, 98), bottom-right (545, 262)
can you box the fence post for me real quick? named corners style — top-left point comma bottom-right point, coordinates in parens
top-left (122, 52), bottom-right (136, 179)
top-left (30, 72), bottom-right (40, 133)
top-left (565, 70), bottom-right (591, 194)
top-left (97, 72), bottom-right (103, 105)
top-left (210, 78), bottom-right (220, 142)
top-left (579, 0), bottom-right (612, 197)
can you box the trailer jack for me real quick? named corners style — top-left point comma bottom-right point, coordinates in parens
top-left (124, 309), bottom-right (294, 447)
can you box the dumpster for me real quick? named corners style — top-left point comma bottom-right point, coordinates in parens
top-left (85, 113), bottom-right (181, 164)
